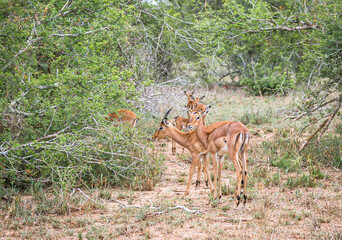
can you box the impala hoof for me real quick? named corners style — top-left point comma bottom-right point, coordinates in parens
top-left (243, 195), bottom-right (247, 204)
top-left (195, 180), bottom-right (200, 187)
top-left (182, 192), bottom-right (189, 199)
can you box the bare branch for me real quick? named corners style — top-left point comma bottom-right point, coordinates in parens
top-left (49, 27), bottom-right (109, 37)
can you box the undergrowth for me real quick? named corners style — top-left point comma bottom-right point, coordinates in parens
top-left (261, 133), bottom-right (341, 172)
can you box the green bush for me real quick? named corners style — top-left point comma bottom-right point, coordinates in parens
top-left (0, 124), bottom-right (165, 194)
top-left (240, 74), bottom-right (295, 95)
top-left (240, 109), bottom-right (272, 126)
top-left (261, 134), bottom-right (341, 172)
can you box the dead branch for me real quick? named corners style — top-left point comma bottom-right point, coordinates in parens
top-left (169, 205), bottom-right (202, 214)
top-left (109, 198), bottom-right (202, 215)
top-left (109, 198), bottom-right (145, 209)
top-left (283, 97), bottom-right (339, 121)
top-left (299, 96), bottom-right (342, 151)
top-left (299, 118), bottom-right (329, 152)
top-left (316, 99), bottom-right (342, 145)
top-left (287, 113), bottom-right (330, 139)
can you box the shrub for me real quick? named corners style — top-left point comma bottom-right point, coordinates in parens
top-left (0, 123), bottom-right (165, 195)
top-left (240, 73), bottom-right (295, 96)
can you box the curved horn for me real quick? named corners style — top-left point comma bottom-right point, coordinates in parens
top-left (163, 108), bottom-right (173, 120)
top-left (191, 90), bottom-right (195, 95)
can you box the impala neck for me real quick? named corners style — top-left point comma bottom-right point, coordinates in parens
top-left (167, 126), bottom-right (190, 148)
top-left (196, 118), bottom-right (208, 146)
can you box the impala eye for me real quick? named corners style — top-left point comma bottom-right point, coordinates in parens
top-left (159, 127), bottom-right (163, 130)
top-left (196, 116), bottom-right (200, 120)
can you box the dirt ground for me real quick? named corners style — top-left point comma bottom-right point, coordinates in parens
top-left (1, 135), bottom-right (341, 240)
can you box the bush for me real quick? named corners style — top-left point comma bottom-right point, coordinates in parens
top-left (240, 109), bottom-right (272, 126)
top-left (261, 133), bottom-right (342, 172)
top-left (240, 73), bottom-right (295, 95)
top-left (0, 123), bottom-right (165, 194)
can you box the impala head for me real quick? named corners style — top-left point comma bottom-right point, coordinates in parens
top-left (184, 90), bottom-right (195, 98)
top-left (152, 108), bottom-right (173, 141)
top-left (187, 105), bottom-right (211, 130)
top-left (191, 95), bottom-right (205, 104)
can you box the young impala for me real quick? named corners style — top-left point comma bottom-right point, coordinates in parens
top-left (170, 115), bottom-right (189, 154)
top-left (191, 95), bottom-right (206, 113)
top-left (170, 91), bottom-right (206, 154)
top-left (188, 106), bottom-right (250, 206)
top-left (184, 90), bottom-right (196, 111)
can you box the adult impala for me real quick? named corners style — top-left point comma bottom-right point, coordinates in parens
top-left (152, 109), bottom-right (232, 197)
top-left (106, 109), bottom-right (138, 128)
top-left (188, 106), bottom-right (250, 206)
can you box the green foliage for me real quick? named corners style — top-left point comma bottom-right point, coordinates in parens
top-left (302, 135), bottom-right (342, 169)
top-left (0, 1), bottom-right (168, 194)
top-left (0, 125), bottom-right (164, 192)
top-left (0, 0), bottom-right (341, 197)
top-left (240, 74), bottom-right (295, 95)
top-left (262, 133), bottom-right (342, 172)
top-left (285, 174), bottom-right (316, 189)
top-left (240, 109), bottom-right (272, 126)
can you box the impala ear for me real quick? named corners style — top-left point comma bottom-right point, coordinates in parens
top-left (184, 90), bottom-right (187, 95)
top-left (162, 118), bottom-right (170, 126)
top-left (187, 107), bottom-right (194, 114)
top-left (190, 95), bottom-right (195, 101)
top-left (202, 105), bottom-right (211, 117)
top-left (200, 95), bottom-right (205, 100)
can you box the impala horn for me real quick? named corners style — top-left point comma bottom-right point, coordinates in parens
top-left (162, 108), bottom-right (173, 120)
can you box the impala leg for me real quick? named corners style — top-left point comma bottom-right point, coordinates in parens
top-left (218, 155), bottom-right (225, 199)
top-left (202, 160), bottom-right (208, 187)
top-left (203, 154), bottom-right (213, 190)
top-left (196, 156), bottom-right (202, 188)
top-left (211, 153), bottom-right (219, 199)
top-left (183, 154), bottom-right (197, 198)
top-left (229, 152), bottom-right (242, 206)
top-left (172, 139), bottom-right (176, 154)
top-left (238, 152), bottom-right (244, 192)
top-left (242, 149), bottom-right (248, 205)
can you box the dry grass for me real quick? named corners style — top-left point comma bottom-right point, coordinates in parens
top-left (1, 88), bottom-right (341, 239)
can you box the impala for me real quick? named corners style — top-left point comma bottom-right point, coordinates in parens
top-left (184, 90), bottom-right (196, 111)
top-left (170, 90), bottom-right (205, 154)
top-left (106, 109), bottom-right (138, 127)
top-left (188, 106), bottom-right (250, 206)
top-left (170, 115), bottom-right (189, 154)
top-left (152, 109), bottom-right (232, 197)
top-left (191, 95), bottom-right (206, 113)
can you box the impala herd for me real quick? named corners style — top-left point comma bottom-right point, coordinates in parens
top-left (107, 90), bottom-right (250, 207)
top-left (153, 91), bottom-right (250, 207)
